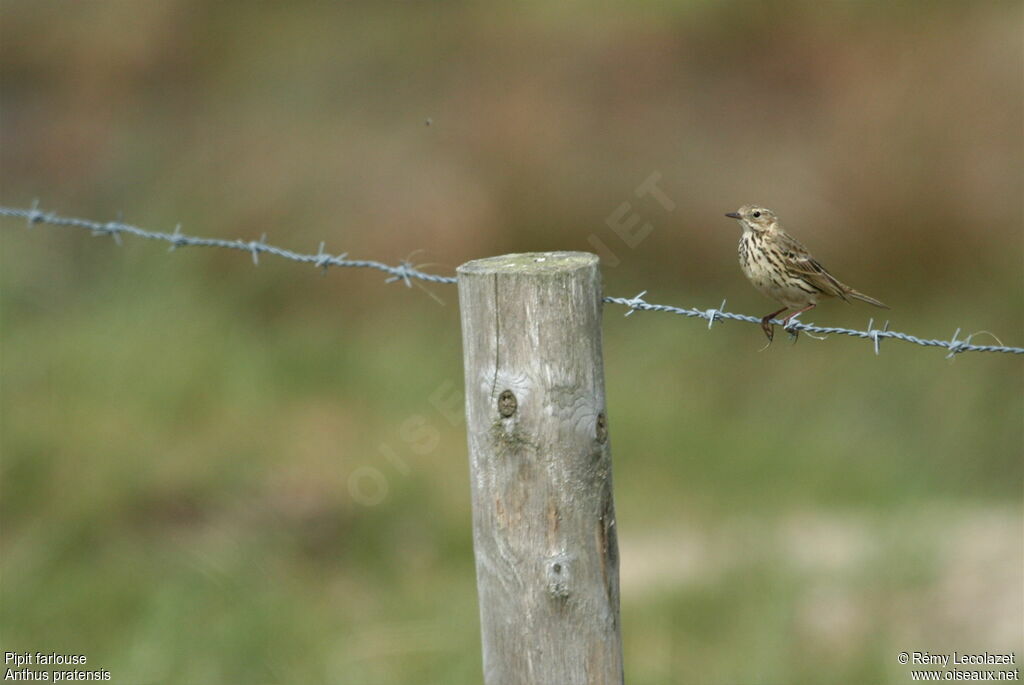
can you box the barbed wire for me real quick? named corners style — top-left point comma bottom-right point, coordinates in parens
top-left (0, 204), bottom-right (457, 286)
top-left (603, 294), bottom-right (1018, 356)
top-left (2, 204), bottom-right (1021, 357)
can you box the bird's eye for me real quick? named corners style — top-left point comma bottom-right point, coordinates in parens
top-left (753, 211), bottom-right (761, 218)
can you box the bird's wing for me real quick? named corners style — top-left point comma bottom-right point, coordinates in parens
top-left (775, 231), bottom-right (850, 300)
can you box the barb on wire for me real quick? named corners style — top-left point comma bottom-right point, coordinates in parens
top-left (2, 205), bottom-right (1021, 357)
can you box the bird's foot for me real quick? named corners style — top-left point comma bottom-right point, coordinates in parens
top-left (783, 313), bottom-right (827, 342)
top-left (760, 315), bottom-right (775, 345)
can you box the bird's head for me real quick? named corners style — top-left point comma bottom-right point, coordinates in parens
top-left (725, 205), bottom-right (778, 233)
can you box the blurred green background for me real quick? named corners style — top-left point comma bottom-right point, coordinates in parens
top-left (1, 2), bottom-right (1021, 684)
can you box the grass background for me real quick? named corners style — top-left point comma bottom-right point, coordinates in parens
top-left (1, 2), bottom-right (1021, 684)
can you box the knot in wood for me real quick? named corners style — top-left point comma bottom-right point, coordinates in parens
top-left (497, 389), bottom-right (517, 418)
top-left (546, 554), bottom-right (572, 600)
top-left (596, 412), bottom-right (608, 444)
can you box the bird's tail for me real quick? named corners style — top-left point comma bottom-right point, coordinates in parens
top-left (848, 289), bottom-right (889, 309)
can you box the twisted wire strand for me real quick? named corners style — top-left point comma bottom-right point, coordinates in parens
top-left (602, 294), bottom-right (1021, 356)
top-left (3, 205), bottom-right (1020, 356)
top-left (0, 205), bottom-right (458, 285)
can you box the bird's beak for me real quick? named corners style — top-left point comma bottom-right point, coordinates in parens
top-left (724, 212), bottom-right (741, 219)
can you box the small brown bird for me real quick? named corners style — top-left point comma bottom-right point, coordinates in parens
top-left (725, 205), bottom-right (888, 342)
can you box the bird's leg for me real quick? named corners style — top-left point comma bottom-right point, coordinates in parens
top-left (780, 303), bottom-right (817, 341)
top-left (760, 307), bottom-right (788, 343)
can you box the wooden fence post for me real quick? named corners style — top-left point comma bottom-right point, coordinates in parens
top-left (457, 252), bottom-right (624, 685)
